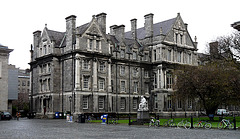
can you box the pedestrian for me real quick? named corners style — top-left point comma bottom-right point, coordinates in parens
top-left (16, 112), bottom-right (21, 121)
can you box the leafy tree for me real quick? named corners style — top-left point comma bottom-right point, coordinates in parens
top-left (173, 60), bottom-right (240, 116)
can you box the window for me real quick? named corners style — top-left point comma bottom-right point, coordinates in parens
top-left (166, 72), bottom-right (173, 89)
top-left (120, 66), bottom-right (125, 75)
top-left (133, 98), bottom-right (138, 109)
top-left (27, 81), bottom-right (30, 86)
top-left (83, 60), bottom-right (89, 70)
top-left (133, 51), bottom-right (137, 60)
top-left (133, 68), bottom-right (138, 77)
top-left (133, 81), bottom-right (138, 93)
top-left (188, 53), bottom-right (192, 64)
top-left (44, 45), bottom-right (47, 55)
top-left (180, 34), bottom-right (183, 44)
top-left (18, 80), bottom-right (21, 86)
top-left (99, 62), bottom-right (105, 72)
top-left (144, 70), bottom-right (149, 78)
top-left (39, 48), bottom-right (42, 56)
top-left (143, 53), bottom-right (148, 61)
top-left (175, 33), bottom-right (178, 44)
top-left (167, 49), bottom-right (171, 61)
top-left (177, 52), bottom-right (182, 63)
top-left (120, 81), bottom-right (125, 92)
top-left (89, 39), bottom-right (93, 50)
top-left (167, 96), bottom-right (172, 109)
top-left (48, 63), bottom-right (51, 73)
top-left (83, 76), bottom-right (89, 89)
top-left (83, 96), bottom-right (88, 109)
top-left (145, 83), bottom-right (149, 94)
top-left (98, 96), bottom-right (104, 109)
top-left (120, 49), bottom-right (125, 58)
top-left (120, 98), bottom-right (126, 109)
top-left (154, 73), bottom-right (157, 88)
top-left (96, 40), bottom-right (100, 51)
top-left (177, 98), bottom-right (182, 109)
top-left (99, 78), bottom-right (105, 90)
top-left (48, 45), bottom-right (51, 54)
top-left (48, 79), bottom-right (51, 91)
top-left (22, 81), bottom-right (26, 86)
top-left (154, 95), bottom-right (158, 109)
top-left (154, 49), bottom-right (156, 61)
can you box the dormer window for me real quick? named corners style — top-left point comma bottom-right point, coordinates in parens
top-left (133, 51), bottom-right (137, 60)
top-left (120, 49), bottom-right (125, 58)
top-left (96, 40), bottom-right (100, 51)
top-left (175, 33), bottom-right (178, 44)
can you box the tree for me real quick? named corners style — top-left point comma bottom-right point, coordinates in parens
top-left (173, 60), bottom-right (240, 116)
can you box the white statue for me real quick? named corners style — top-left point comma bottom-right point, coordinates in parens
top-left (138, 96), bottom-right (148, 111)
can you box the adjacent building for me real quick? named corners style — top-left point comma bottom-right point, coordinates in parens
top-left (30, 13), bottom-right (198, 118)
top-left (0, 44), bottom-right (13, 112)
top-left (8, 65), bottom-right (18, 114)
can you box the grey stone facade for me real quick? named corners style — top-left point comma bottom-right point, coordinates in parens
top-left (30, 13), bottom-right (198, 118)
top-left (0, 44), bottom-right (13, 112)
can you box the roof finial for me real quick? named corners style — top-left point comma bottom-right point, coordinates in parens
top-left (194, 36), bottom-right (197, 42)
top-left (45, 24), bottom-right (47, 28)
top-left (160, 27), bottom-right (163, 34)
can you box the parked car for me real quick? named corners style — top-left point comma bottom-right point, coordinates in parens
top-left (0, 112), bottom-right (12, 120)
top-left (217, 109), bottom-right (229, 115)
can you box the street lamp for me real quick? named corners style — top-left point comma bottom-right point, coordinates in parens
top-left (69, 96), bottom-right (72, 115)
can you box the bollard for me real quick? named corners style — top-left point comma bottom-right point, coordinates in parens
top-left (191, 116), bottom-right (193, 129)
top-left (233, 116), bottom-right (236, 130)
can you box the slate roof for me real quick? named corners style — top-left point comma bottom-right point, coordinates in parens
top-left (76, 23), bottom-right (90, 35)
top-left (0, 43), bottom-right (8, 49)
top-left (46, 29), bottom-right (65, 47)
top-left (125, 17), bottom-right (176, 40)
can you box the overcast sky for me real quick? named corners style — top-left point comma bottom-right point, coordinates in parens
top-left (0, 0), bottom-right (239, 69)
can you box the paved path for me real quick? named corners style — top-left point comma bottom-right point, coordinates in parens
top-left (0, 118), bottom-right (240, 139)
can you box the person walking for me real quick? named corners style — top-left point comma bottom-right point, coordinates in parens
top-left (16, 112), bottom-right (21, 121)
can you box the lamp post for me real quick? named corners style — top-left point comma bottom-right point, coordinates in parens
top-left (69, 96), bottom-right (72, 115)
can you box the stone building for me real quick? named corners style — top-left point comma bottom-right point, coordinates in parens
top-left (30, 13), bottom-right (198, 118)
top-left (8, 64), bottom-right (18, 114)
top-left (0, 44), bottom-right (13, 112)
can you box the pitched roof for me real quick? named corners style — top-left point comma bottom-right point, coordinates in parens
top-left (46, 29), bottom-right (65, 46)
top-left (125, 17), bottom-right (176, 40)
top-left (0, 43), bottom-right (8, 49)
top-left (76, 23), bottom-right (89, 35)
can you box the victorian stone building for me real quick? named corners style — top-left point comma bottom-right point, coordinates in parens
top-left (30, 13), bottom-right (198, 118)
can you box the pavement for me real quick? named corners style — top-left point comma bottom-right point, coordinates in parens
top-left (0, 118), bottom-right (240, 139)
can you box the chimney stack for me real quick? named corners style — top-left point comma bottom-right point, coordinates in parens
top-left (96, 13), bottom-right (107, 34)
top-left (33, 30), bottom-right (41, 59)
top-left (131, 18), bottom-right (137, 40)
top-left (209, 41), bottom-right (219, 58)
top-left (144, 13), bottom-right (154, 38)
top-left (110, 25), bottom-right (117, 35)
top-left (113, 25), bottom-right (125, 44)
top-left (65, 15), bottom-right (76, 51)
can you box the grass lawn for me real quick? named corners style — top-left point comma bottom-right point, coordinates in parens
top-left (90, 116), bottom-right (240, 129)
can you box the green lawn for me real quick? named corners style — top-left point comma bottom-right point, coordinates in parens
top-left (90, 116), bottom-right (240, 129)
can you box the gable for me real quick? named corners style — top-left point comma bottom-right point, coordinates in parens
top-left (163, 14), bottom-right (195, 49)
top-left (81, 19), bottom-right (108, 42)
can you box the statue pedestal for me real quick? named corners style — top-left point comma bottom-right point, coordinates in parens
top-left (137, 110), bottom-right (149, 123)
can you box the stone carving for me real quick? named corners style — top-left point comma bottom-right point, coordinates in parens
top-left (138, 96), bottom-right (148, 111)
